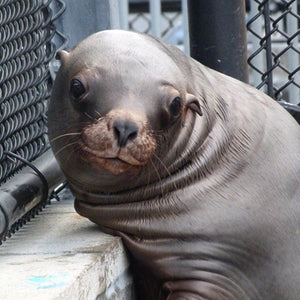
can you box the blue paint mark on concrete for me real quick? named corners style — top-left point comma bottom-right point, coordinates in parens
top-left (28, 274), bottom-right (70, 290)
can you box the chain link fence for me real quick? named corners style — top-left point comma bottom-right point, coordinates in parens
top-left (0, 0), bottom-right (54, 184)
top-left (247, 0), bottom-right (300, 103)
top-left (0, 0), bottom-right (66, 243)
top-left (128, 0), bottom-right (300, 104)
top-left (129, 0), bottom-right (184, 44)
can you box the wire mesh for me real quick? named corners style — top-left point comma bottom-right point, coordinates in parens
top-left (0, 0), bottom-right (58, 184)
top-left (0, 0), bottom-right (67, 243)
top-left (128, 0), bottom-right (183, 40)
top-left (247, 0), bottom-right (300, 103)
top-left (128, 1), bottom-right (299, 104)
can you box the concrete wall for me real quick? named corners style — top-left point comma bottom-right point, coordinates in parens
top-left (0, 190), bottom-right (135, 299)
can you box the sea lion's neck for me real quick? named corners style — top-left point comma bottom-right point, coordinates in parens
top-left (71, 86), bottom-right (261, 207)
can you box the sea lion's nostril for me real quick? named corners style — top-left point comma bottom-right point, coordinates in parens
top-left (113, 119), bottom-right (139, 148)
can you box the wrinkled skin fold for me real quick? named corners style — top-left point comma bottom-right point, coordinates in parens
top-left (48, 30), bottom-right (300, 300)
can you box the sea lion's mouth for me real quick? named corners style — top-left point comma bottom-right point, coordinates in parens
top-left (77, 111), bottom-right (157, 175)
top-left (79, 142), bottom-right (144, 175)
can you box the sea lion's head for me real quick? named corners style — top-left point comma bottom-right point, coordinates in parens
top-left (48, 30), bottom-right (202, 194)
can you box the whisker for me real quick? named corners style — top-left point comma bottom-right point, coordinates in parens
top-left (64, 144), bottom-right (81, 165)
top-left (50, 133), bottom-right (81, 143)
top-left (142, 166), bottom-right (153, 199)
top-left (150, 158), bottom-right (164, 198)
top-left (53, 122), bottom-right (89, 135)
top-left (95, 110), bottom-right (102, 118)
top-left (153, 152), bottom-right (178, 191)
top-left (78, 121), bottom-right (93, 126)
top-left (152, 153), bottom-right (172, 178)
top-left (150, 130), bottom-right (164, 137)
top-left (55, 141), bottom-right (79, 157)
top-left (84, 112), bottom-right (96, 121)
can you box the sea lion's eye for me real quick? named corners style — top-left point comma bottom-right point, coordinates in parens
top-left (70, 78), bottom-right (86, 101)
top-left (169, 97), bottom-right (182, 117)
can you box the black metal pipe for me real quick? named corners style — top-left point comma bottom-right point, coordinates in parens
top-left (279, 101), bottom-right (300, 124)
top-left (187, 0), bottom-right (249, 83)
top-left (0, 150), bottom-right (65, 239)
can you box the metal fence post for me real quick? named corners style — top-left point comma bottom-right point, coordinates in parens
top-left (248, 1), bottom-right (265, 89)
top-left (182, 0), bottom-right (190, 55)
top-left (150, 0), bottom-right (162, 37)
top-left (54, 0), bottom-right (120, 49)
top-left (119, 0), bottom-right (129, 30)
top-left (287, 1), bottom-right (300, 104)
top-left (187, 0), bottom-right (249, 83)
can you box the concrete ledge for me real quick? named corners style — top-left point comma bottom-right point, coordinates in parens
top-left (0, 191), bottom-right (134, 300)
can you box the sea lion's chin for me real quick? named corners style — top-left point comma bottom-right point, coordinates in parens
top-left (83, 156), bottom-right (139, 175)
top-left (79, 145), bottom-right (146, 175)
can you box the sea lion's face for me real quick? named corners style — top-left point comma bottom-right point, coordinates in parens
top-left (67, 66), bottom-right (186, 176)
top-left (48, 30), bottom-right (201, 192)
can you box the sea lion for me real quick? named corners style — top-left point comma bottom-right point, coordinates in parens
top-left (48, 30), bottom-right (300, 300)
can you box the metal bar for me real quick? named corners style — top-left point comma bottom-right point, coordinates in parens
top-left (0, 150), bottom-right (65, 239)
top-left (55, 0), bottom-right (120, 49)
top-left (150, 0), bottom-right (161, 37)
top-left (187, 0), bottom-right (249, 83)
top-left (262, 0), bottom-right (274, 98)
top-left (181, 0), bottom-right (190, 55)
top-left (287, 0), bottom-right (299, 104)
top-left (109, 0), bottom-right (121, 29)
top-left (248, 0), bottom-right (265, 89)
top-left (279, 101), bottom-right (300, 124)
top-left (119, 0), bottom-right (129, 30)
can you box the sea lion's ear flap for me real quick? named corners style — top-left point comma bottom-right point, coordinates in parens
top-left (55, 50), bottom-right (69, 65)
top-left (186, 93), bottom-right (203, 116)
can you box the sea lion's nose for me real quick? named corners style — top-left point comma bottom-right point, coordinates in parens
top-left (113, 119), bottom-right (139, 148)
